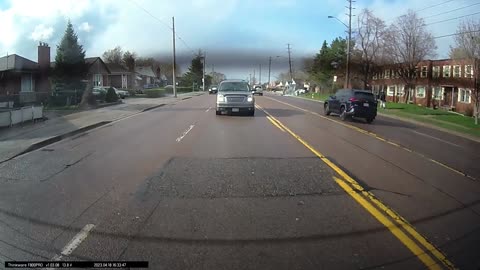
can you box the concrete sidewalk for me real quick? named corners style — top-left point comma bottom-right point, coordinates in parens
top-left (0, 92), bottom-right (204, 163)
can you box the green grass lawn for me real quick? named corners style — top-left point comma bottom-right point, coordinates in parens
top-left (299, 92), bottom-right (331, 101)
top-left (381, 102), bottom-right (480, 138)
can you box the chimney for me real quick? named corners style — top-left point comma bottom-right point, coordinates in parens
top-left (38, 42), bottom-right (51, 92)
top-left (38, 42), bottom-right (50, 70)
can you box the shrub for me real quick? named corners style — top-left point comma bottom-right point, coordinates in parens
top-left (105, 87), bottom-right (119, 103)
top-left (144, 89), bottom-right (166, 98)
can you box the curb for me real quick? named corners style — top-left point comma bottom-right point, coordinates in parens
top-left (141, 104), bottom-right (165, 112)
top-left (285, 95), bottom-right (480, 144)
top-left (377, 112), bottom-right (480, 144)
top-left (0, 121), bottom-right (111, 164)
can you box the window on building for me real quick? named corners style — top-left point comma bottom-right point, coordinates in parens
top-left (443, 65), bottom-right (451, 78)
top-left (432, 87), bottom-right (443, 100)
top-left (93, 74), bottom-right (103, 86)
top-left (453, 65), bottom-right (461, 78)
top-left (21, 73), bottom-right (34, 92)
top-left (432, 66), bottom-right (440, 78)
top-left (397, 85), bottom-right (405, 96)
top-left (387, 85), bottom-right (396, 96)
top-left (421, 66), bottom-right (428, 78)
top-left (379, 71), bottom-right (384, 79)
top-left (395, 69), bottom-right (400, 78)
top-left (373, 73), bottom-right (377, 80)
top-left (416, 86), bottom-right (426, 98)
top-left (385, 69), bottom-right (390, 79)
top-left (465, 65), bottom-right (473, 78)
top-left (458, 88), bottom-right (471, 103)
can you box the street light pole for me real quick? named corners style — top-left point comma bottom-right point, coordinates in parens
top-left (328, 7), bottom-right (352, 88)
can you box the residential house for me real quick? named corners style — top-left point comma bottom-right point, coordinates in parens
top-left (371, 58), bottom-right (477, 114)
top-left (106, 63), bottom-right (131, 89)
top-left (135, 66), bottom-right (156, 88)
top-left (51, 56), bottom-right (111, 87)
top-left (0, 43), bottom-right (51, 106)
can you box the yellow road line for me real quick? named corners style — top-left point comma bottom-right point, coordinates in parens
top-left (266, 116), bottom-right (285, 132)
top-left (265, 96), bottom-right (475, 181)
top-left (334, 177), bottom-right (441, 270)
top-left (259, 106), bottom-right (455, 270)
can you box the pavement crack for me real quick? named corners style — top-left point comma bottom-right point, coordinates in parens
top-left (39, 152), bottom-right (93, 182)
top-left (367, 187), bottom-right (411, 197)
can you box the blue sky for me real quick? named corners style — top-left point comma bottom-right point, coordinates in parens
top-left (0, 0), bottom-right (478, 79)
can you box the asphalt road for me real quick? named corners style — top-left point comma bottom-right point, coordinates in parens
top-left (0, 92), bottom-right (479, 270)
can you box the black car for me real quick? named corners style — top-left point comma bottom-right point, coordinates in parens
top-left (324, 89), bottom-right (377, 123)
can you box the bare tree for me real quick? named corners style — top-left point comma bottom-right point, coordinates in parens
top-left (102, 46), bottom-right (123, 65)
top-left (452, 19), bottom-right (480, 124)
top-left (355, 9), bottom-right (386, 90)
top-left (385, 10), bottom-right (437, 103)
top-left (122, 51), bottom-right (136, 72)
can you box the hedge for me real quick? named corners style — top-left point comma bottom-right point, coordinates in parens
top-left (144, 89), bottom-right (166, 98)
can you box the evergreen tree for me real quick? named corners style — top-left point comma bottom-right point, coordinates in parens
top-left (54, 20), bottom-right (88, 91)
top-left (180, 51), bottom-right (204, 87)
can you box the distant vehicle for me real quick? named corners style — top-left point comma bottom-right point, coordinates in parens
top-left (216, 80), bottom-right (255, 116)
top-left (209, 85), bottom-right (218, 94)
top-left (143, 84), bottom-right (159, 89)
top-left (324, 89), bottom-right (377, 123)
top-left (252, 85), bottom-right (263, 96)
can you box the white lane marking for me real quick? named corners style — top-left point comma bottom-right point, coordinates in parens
top-left (45, 224), bottom-right (95, 269)
top-left (206, 106), bottom-right (211, 112)
top-left (411, 130), bottom-right (462, 148)
top-left (176, 125), bottom-right (195, 143)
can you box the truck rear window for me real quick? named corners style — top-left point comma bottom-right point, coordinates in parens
top-left (354, 92), bottom-right (375, 101)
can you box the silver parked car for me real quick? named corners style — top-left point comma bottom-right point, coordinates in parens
top-left (215, 80), bottom-right (255, 116)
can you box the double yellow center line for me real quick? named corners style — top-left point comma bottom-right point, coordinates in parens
top-left (256, 104), bottom-right (456, 270)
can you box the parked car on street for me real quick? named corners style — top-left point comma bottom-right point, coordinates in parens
top-left (209, 85), bottom-right (218, 94)
top-left (324, 89), bottom-right (377, 123)
top-left (108, 87), bottom-right (129, 98)
top-left (216, 80), bottom-right (255, 116)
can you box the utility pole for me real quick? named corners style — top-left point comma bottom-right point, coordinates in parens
top-left (268, 56), bottom-right (272, 87)
top-left (345, 0), bottom-right (353, 88)
top-left (259, 64), bottom-right (262, 85)
top-left (202, 51), bottom-right (206, 92)
top-left (253, 69), bottom-right (256, 85)
top-left (249, 73), bottom-right (252, 85)
top-left (172, 17), bottom-right (177, 98)
top-left (287, 44), bottom-right (293, 81)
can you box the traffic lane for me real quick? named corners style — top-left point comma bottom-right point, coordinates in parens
top-left (112, 102), bottom-right (426, 270)
top-left (256, 96), bottom-right (480, 269)
top-left (0, 95), bottom-right (214, 262)
top-left (271, 94), bottom-right (480, 179)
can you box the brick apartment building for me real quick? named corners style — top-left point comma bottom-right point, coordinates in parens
top-left (370, 58), bottom-right (477, 114)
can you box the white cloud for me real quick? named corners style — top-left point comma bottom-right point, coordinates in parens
top-left (30, 24), bottom-right (54, 41)
top-left (79, 22), bottom-right (92, 32)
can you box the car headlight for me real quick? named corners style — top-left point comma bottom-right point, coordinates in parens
top-left (247, 95), bottom-right (253, 102)
top-left (217, 94), bottom-right (224, 102)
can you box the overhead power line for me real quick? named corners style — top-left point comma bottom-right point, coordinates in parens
top-left (433, 29), bottom-right (480, 39)
top-left (426, 11), bottom-right (480, 25)
top-left (423, 2), bottom-right (480, 19)
top-left (127, 0), bottom-right (196, 55)
top-left (417, 0), bottom-right (454, 12)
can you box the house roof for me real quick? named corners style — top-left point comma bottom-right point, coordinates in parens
top-left (135, 66), bottom-right (156, 77)
top-left (50, 57), bottom-right (111, 73)
top-left (0, 54), bottom-right (38, 72)
top-left (106, 63), bottom-right (130, 74)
